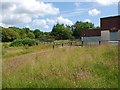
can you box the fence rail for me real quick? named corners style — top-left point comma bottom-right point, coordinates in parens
top-left (42, 40), bottom-right (119, 47)
top-left (53, 42), bottom-right (82, 46)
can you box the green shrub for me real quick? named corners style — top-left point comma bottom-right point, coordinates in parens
top-left (10, 38), bottom-right (39, 47)
top-left (3, 43), bottom-right (10, 48)
top-left (2, 49), bottom-right (7, 56)
top-left (24, 44), bottom-right (29, 49)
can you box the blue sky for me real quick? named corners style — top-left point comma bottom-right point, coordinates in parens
top-left (1, 0), bottom-right (119, 32)
top-left (53, 2), bottom-right (118, 26)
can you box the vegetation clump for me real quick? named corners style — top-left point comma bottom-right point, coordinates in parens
top-left (10, 38), bottom-right (39, 47)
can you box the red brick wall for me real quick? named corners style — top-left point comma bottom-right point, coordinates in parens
top-left (100, 15), bottom-right (120, 31)
top-left (81, 29), bottom-right (101, 37)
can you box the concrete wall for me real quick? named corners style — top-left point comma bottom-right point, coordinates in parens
top-left (110, 32), bottom-right (118, 41)
top-left (82, 30), bottom-right (119, 45)
top-left (118, 30), bottom-right (120, 46)
top-left (118, 30), bottom-right (120, 41)
top-left (101, 30), bottom-right (110, 41)
top-left (101, 30), bottom-right (110, 45)
top-left (82, 36), bottom-right (101, 41)
top-left (83, 41), bottom-right (100, 46)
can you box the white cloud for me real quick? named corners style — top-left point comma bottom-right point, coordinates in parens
top-left (32, 19), bottom-right (49, 29)
top-left (44, 25), bottom-right (49, 29)
top-left (25, 25), bottom-right (30, 28)
top-left (46, 18), bottom-right (56, 25)
top-left (95, 0), bottom-right (119, 5)
top-left (3, 0), bottom-right (118, 5)
top-left (88, 8), bottom-right (101, 16)
top-left (46, 17), bottom-right (73, 26)
top-left (57, 16), bottom-right (73, 25)
top-left (1, 0), bottom-right (59, 26)
top-left (74, 2), bottom-right (81, 7)
top-left (0, 15), bottom-right (2, 23)
top-left (84, 19), bottom-right (91, 22)
top-left (84, 0), bottom-right (119, 5)
top-left (2, 13), bottom-right (32, 25)
top-left (61, 8), bottom-right (89, 17)
top-left (0, 23), bottom-right (13, 28)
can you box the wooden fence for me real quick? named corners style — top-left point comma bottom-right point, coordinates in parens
top-left (41, 40), bottom-right (119, 47)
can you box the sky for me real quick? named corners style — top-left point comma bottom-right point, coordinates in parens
top-left (0, 0), bottom-right (119, 32)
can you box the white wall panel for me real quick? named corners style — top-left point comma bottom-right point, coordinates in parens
top-left (101, 30), bottom-right (110, 41)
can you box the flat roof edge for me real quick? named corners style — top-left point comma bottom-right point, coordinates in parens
top-left (100, 15), bottom-right (120, 19)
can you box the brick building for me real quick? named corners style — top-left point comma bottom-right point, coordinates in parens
top-left (81, 15), bottom-right (120, 45)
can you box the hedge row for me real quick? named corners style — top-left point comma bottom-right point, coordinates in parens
top-left (10, 38), bottom-right (39, 47)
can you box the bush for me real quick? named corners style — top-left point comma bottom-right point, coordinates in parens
top-left (10, 38), bottom-right (39, 47)
top-left (3, 43), bottom-right (10, 48)
top-left (2, 28), bottom-right (20, 42)
top-left (24, 44), bottom-right (29, 49)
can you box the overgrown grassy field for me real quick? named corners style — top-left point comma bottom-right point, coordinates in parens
top-left (2, 43), bottom-right (52, 58)
top-left (2, 45), bottom-right (118, 88)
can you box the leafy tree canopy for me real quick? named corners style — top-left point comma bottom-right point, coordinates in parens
top-left (51, 23), bottom-right (73, 40)
top-left (72, 21), bottom-right (95, 38)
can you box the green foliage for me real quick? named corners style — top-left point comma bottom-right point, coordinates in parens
top-left (19, 29), bottom-right (27, 39)
top-left (19, 28), bottom-right (35, 39)
top-left (95, 26), bottom-right (100, 29)
top-left (0, 28), bottom-right (2, 41)
top-left (24, 44), bottom-right (29, 49)
top-left (27, 32), bottom-right (35, 39)
top-left (2, 43), bottom-right (52, 58)
top-left (8, 27), bottom-right (21, 33)
top-left (3, 46), bottom-right (118, 88)
top-left (2, 43), bottom-right (10, 48)
top-left (51, 23), bottom-right (73, 40)
top-left (61, 26), bottom-right (73, 40)
top-left (72, 21), bottom-right (94, 38)
top-left (1, 20), bottom-right (97, 42)
top-left (2, 28), bottom-right (20, 42)
top-left (1, 26), bottom-right (52, 42)
top-left (41, 32), bottom-right (55, 42)
top-left (10, 38), bottom-right (39, 47)
top-left (33, 29), bottom-right (44, 39)
top-left (23, 28), bottom-right (30, 34)
top-left (1, 27), bottom-right (37, 42)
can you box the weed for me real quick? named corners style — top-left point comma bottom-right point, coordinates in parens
top-left (2, 45), bottom-right (118, 88)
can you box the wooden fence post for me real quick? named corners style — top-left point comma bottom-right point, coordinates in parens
top-left (82, 41), bottom-right (83, 46)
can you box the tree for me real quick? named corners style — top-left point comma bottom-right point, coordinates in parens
top-left (62, 27), bottom-right (73, 39)
top-left (95, 26), bottom-right (100, 29)
top-left (0, 27), bottom-right (2, 41)
top-left (72, 21), bottom-right (94, 39)
top-left (2, 28), bottom-right (19, 42)
top-left (27, 32), bottom-right (35, 39)
top-left (8, 27), bottom-right (21, 33)
top-left (19, 27), bottom-right (35, 39)
top-left (33, 29), bottom-right (44, 39)
top-left (23, 28), bottom-right (30, 34)
top-left (19, 29), bottom-right (27, 39)
top-left (51, 23), bottom-right (63, 39)
top-left (51, 23), bottom-right (73, 40)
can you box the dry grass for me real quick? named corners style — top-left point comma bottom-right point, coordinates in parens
top-left (2, 43), bottom-right (52, 58)
top-left (2, 45), bottom-right (118, 88)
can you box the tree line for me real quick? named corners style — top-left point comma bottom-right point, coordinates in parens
top-left (0, 21), bottom-right (99, 46)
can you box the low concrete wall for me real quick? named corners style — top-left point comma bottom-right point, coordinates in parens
top-left (83, 41), bottom-right (100, 46)
top-left (100, 41), bottom-right (118, 45)
top-left (118, 30), bottom-right (120, 41)
top-left (101, 30), bottom-right (110, 41)
top-left (109, 41), bottom-right (118, 45)
top-left (101, 41), bottom-right (109, 45)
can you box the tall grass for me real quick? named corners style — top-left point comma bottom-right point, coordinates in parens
top-left (2, 45), bottom-right (118, 88)
top-left (0, 43), bottom-right (2, 89)
top-left (2, 43), bottom-right (52, 58)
